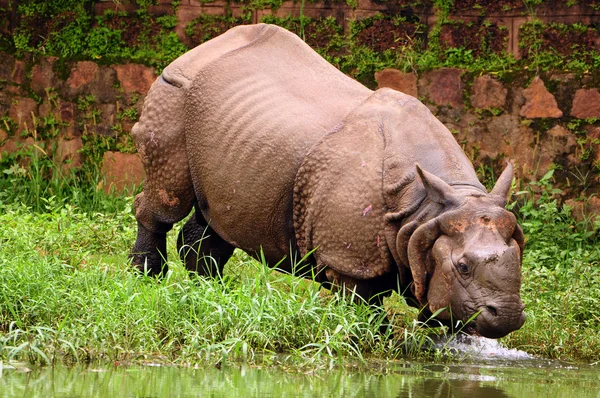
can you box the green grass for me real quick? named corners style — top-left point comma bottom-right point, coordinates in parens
top-left (0, 154), bottom-right (599, 367)
top-left (0, 202), bottom-right (426, 367)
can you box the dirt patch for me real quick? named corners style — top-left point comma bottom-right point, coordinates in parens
top-left (186, 15), bottom-right (245, 47)
top-left (100, 14), bottom-right (164, 48)
top-left (258, 16), bottom-right (344, 50)
top-left (355, 18), bottom-right (425, 53)
top-left (18, 11), bottom-right (76, 50)
top-left (452, 0), bottom-right (525, 13)
top-left (520, 22), bottom-right (600, 63)
top-left (440, 21), bottom-right (508, 56)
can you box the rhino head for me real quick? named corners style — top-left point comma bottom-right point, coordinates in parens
top-left (395, 163), bottom-right (525, 339)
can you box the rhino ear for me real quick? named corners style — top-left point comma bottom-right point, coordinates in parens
top-left (490, 161), bottom-right (514, 205)
top-left (415, 164), bottom-right (458, 205)
top-left (407, 217), bottom-right (443, 305)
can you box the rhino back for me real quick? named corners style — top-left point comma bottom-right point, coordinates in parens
top-left (183, 24), bottom-right (371, 266)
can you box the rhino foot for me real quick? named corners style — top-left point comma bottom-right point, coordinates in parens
top-left (177, 211), bottom-right (234, 278)
top-left (130, 221), bottom-right (168, 277)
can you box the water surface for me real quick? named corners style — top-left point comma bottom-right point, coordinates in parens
top-left (2, 338), bottom-right (599, 397)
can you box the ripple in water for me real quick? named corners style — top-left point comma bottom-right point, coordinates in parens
top-left (437, 334), bottom-right (532, 361)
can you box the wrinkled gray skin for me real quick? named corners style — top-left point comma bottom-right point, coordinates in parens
top-left (131, 24), bottom-right (525, 339)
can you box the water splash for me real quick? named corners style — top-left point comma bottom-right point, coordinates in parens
top-left (437, 334), bottom-right (532, 361)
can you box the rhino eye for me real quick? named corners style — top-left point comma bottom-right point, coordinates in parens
top-left (457, 261), bottom-right (469, 274)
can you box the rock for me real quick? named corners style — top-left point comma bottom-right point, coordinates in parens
top-left (419, 68), bottom-right (464, 108)
top-left (175, 6), bottom-right (204, 46)
top-left (65, 62), bottom-right (117, 105)
top-left (487, 114), bottom-right (535, 174)
top-left (91, 103), bottom-right (117, 136)
top-left (536, 125), bottom-right (578, 176)
top-left (90, 66), bottom-right (118, 103)
top-left (113, 64), bottom-right (156, 96)
top-left (66, 61), bottom-right (98, 90)
top-left (59, 102), bottom-right (80, 138)
top-left (565, 197), bottom-right (600, 223)
top-left (550, 73), bottom-right (575, 83)
top-left (571, 88), bottom-right (600, 119)
top-left (31, 57), bottom-right (58, 97)
top-left (9, 97), bottom-right (38, 134)
top-left (0, 51), bottom-right (15, 82)
top-left (0, 90), bottom-right (8, 115)
top-left (0, 138), bottom-right (18, 157)
top-left (56, 137), bottom-right (83, 170)
top-left (470, 75), bottom-right (507, 109)
top-left (519, 76), bottom-right (562, 119)
top-left (584, 125), bottom-right (600, 167)
top-left (0, 137), bottom-right (37, 160)
top-left (12, 60), bottom-right (26, 85)
top-left (100, 151), bottom-right (145, 193)
top-left (374, 69), bottom-right (418, 97)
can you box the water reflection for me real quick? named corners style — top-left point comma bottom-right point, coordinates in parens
top-left (1, 358), bottom-right (599, 398)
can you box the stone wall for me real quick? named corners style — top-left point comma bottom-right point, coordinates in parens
top-left (0, 55), bottom-right (156, 193)
top-left (1, 0), bottom-right (599, 216)
top-left (88, 0), bottom-right (600, 58)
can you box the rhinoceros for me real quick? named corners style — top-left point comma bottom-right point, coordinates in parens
top-left (131, 24), bottom-right (526, 338)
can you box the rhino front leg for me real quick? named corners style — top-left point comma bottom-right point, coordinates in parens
top-left (177, 210), bottom-right (234, 277)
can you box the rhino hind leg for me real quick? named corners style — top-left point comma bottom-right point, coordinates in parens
top-left (177, 211), bottom-right (234, 278)
top-left (131, 186), bottom-right (195, 276)
top-left (130, 74), bottom-right (199, 276)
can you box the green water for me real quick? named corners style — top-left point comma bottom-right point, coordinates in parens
top-left (1, 358), bottom-right (599, 398)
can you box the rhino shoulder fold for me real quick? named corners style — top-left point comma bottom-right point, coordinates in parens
top-left (293, 117), bottom-right (394, 280)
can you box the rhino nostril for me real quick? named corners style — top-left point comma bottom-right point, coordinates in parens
top-left (485, 305), bottom-right (498, 317)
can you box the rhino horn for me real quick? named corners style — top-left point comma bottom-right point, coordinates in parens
top-left (415, 164), bottom-right (459, 206)
top-left (490, 161), bottom-right (514, 205)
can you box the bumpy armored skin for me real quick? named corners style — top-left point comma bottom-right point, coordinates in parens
top-left (131, 24), bottom-right (526, 338)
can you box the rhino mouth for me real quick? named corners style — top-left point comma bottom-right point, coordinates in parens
top-left (471, 307), bottom-right (526, 339)
top-left (462, 323), bottom-right (479, 336)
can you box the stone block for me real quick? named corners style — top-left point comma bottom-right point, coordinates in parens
top-left (471, 75), bottom-right (507, 109)
top-left (519, 76), bottom-right (562, 119)
top-left (571, 88), bottom-right (600, 119)
top-left (0, 90), bottom-right (9, 115)
top-left (374, 69), bottom-right (418, 98)
top-left (31, 57), bottom-right (58, 97)
top-left (485, 114), bottom-right (535, 172)
top-left (90, 66), bottom-right (118, 104)
top-left (66, 61), bottom-right (98, 90)
top-left (64, 61), bottom-right (99, 100)
top-left (176, 6), bottom-right (207, 45)
top-left (56, 137), bottom-right (83, 170)
top-left (550, 73), bottom-right (576, 83)
top-left (9, 97), bottom-right (38, 134)
top-left (0, 51), bottom-right (15, 82)
top-left (101, 151), bottom-right (145, 193)
top-left (419, 68), bottom-right (464, 108)
top-left (0, 137), bottom-right (36, 160)
top-left (91, 103), bottom-right (117, 136)
top-left (565, 197), bottom-right (600, 223)
top-left (536, 125), bottom-right (578, 177)
top-left (114, 64), bottom-right (157, 95)
top-left (59, 101), bottom-right (80, 138)
top-left (12, 60), bottom-right (26, 85)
